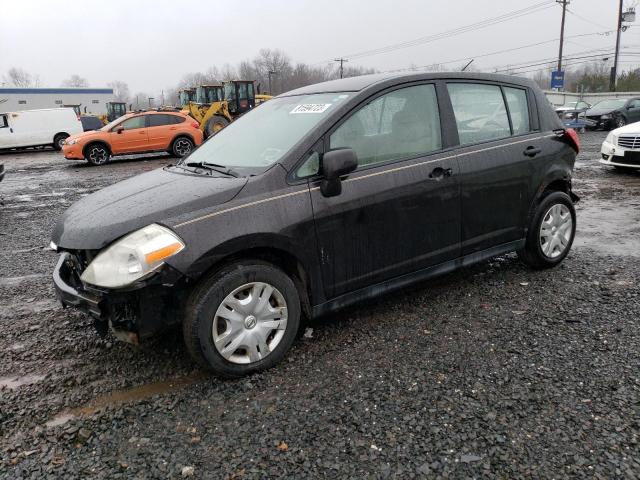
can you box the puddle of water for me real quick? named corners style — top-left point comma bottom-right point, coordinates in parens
top-left (0, 373), bottom-right (46, 390)
top-left (45, 371), bottom-right (208, 427)
top-left (575, 201), bottom-right (640, 256)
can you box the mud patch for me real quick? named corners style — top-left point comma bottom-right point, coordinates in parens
top-left (0, 373), bottom-right (46, 390)
top-left (575, 201), bottom-right (640, 256)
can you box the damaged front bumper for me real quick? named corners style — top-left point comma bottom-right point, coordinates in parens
top-left (53, 251), bottom-right (186, 343)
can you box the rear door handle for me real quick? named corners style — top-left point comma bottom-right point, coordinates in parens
top-left (523, 146), bottom-right (542, 157)
top-left (429, 167), bottom-right (453, 180)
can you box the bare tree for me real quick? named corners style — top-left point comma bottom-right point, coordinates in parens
top-left (2, 67), bottom-right (38, 87)
top-left (108, 80), bottom-right (130, 102)
top-left (62, 74), bottom-right (89, 87)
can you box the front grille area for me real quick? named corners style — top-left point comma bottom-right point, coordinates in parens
top-left (620, 152), bottom-right (640, 166)
top-left (617, 135), bottom-right (640, 149)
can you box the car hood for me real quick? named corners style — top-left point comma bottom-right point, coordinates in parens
top-left (52, 167), bottom-right (247, 250)
top-left (610, 121), bottom-right (640, 136)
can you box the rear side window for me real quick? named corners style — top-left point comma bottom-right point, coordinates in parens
top-left (447, 83), bottom-right (510, 145)
top-left (504, 87), bottom-right (530, 135)
top-left (170, 115), bottom-right (185, 124)
top-left (149, 114), bottom-right (176, 127)
top-left (329, 84), bottom-right (442, 167)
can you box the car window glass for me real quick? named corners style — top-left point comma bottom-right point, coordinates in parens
top-left (149, 114), bottom-right (172, 127)
top-left (296, 151), bottom-right (320, 178)
top-left (0, 115), bottom-right (8, 128)
top-left (171, 115), bottom-right (185, 124)
top-left (447, 83), bottom-right (511, 145)
top-left (120, 116), bottom-right (146, 130)
top-left (504, 87), bottom-right (530, 135)
top-left (329, 84), bottom-right (442, 167)
top-left (630, 99), bottom-right (640, 108)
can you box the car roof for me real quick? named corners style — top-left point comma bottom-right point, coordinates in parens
top-left (280, 71), bottom-right (537, 97)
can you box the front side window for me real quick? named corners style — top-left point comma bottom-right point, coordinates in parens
top-left (447, 83), bottom-right (510, 145)
top-left (120, 115), bottom-right (146, 130)
top-left (504, 87), bottom-right (530, 135)
top-left (329, 84), bottom-right (442, 167)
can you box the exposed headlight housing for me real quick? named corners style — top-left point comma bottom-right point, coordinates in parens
top-left (601, 114), bottom-right (612, 120)
top-left (80, 224), bottom-right (185, 289)
top-left (605, 132), bottom-right (615, 144)
top-left (66, 138), bottom-right (79, 145)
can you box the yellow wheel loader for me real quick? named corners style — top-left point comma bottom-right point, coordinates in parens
top-left (181, 80), bottom-right (272, 137)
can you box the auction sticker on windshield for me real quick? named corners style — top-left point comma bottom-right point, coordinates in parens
top-left (290, 104), bottom-right (332, 114)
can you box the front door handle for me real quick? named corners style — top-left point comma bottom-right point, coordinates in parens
top-left (429, 167), bottom-right (453, 180)
top-left (523, 146), bottom-right (542, 157)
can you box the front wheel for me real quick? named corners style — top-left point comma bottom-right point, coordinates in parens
top-left (518, 191), bottom-right (576, 269)
top-left (183, 261), bottom-right (301, 378)
top-left (615, 116), bottom-right (627, 129)
top-left (205, 116), bottom-right (229, 137)
top-left (85, 144), bottom-right (110, 166)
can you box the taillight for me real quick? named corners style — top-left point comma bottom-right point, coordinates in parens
top-left (565, 128), bottom-right (580, 153)
top-left (191, 122), bottom-right (199, 129)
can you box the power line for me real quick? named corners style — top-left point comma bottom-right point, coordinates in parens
top-left (312, 1), bottom-right (555, 65)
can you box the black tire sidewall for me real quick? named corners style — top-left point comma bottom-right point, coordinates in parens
top-left (172, 137), bottom-right (194, 157)
top-left (527, 191), bottom-right (576, 267)
top-left (187, 263), bottom-right (301, 377)
top-left (85, 144), bottom-right (109, 166)
top-left (53, 134), bottom-right (67, 151)
top-left (205, 116), bottom-right (229, 137)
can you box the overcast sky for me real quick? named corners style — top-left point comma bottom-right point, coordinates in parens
top-left (1, 0), bottom-right (639, 93)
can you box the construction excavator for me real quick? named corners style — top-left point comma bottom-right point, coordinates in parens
top-left (181, 80), bottom-right (272, 137)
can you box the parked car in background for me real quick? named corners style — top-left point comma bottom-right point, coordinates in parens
top-left (555, 100), bottom-right (590, 115)
top-left (585, 97), bottom-right (640, 130)
top-left (0, 108), bottom-right (83, 151)
top-left (600, 122), bottom-right (640, 171)
top-left (51, 72), bottom-right (580, 377)
top-left (62, 110), bottom-right (204, 165)
top-left (80, 115), bottom-right (104, 132)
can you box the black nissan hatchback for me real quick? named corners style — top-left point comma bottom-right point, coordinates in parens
top-left (52, 72), bottom-right (580, 377)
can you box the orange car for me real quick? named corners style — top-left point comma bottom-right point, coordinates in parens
top-left (62, 111), bottom-right (204, 165)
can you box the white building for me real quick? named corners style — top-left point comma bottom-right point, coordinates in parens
top-left (0, 87), bottom-right (114, 115)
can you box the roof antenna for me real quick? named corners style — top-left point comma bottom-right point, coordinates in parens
top-left (461, 59), bottom-right (474, 71)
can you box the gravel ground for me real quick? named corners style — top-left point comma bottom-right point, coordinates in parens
top-left (0, 133), bottom-right (639, 479)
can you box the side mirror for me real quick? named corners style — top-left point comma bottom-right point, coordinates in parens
top-left (115, 126), bottom-right (124, 134)
top-left (320, 148), bottom-right (358, 198)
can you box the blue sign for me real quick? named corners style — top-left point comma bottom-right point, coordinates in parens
top-left (551, 71), bottom-right (565, 89)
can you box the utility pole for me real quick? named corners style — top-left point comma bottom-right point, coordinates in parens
top-left (611, 0), bottom-right (624, 91)
top-left (268, 70), bottom-right (277, 95)
top-left (557, 0), bottom-right (569, 72)
top-left (334, 58), bottom-right (348, 78)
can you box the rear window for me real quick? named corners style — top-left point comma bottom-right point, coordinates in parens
top-left (447, 83), bottom-right (510, 145)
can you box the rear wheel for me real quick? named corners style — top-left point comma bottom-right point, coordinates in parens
top-left (171, 136), bottom-right (194, 157)
top-left (205, 116), bottom-right (229, 137)
top-left (53, 133), bottom-right (68, 151)
top-left (518, 191), bottom-right (576, 269)
top-left (85, 144), bottom-right (110, 166)
top-left (183, 261), bottom-right (301, 378)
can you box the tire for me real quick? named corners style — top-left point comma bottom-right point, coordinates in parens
top-left (84, 143), bottom-right (110, 166)
top-left (205, 116), bottom-right (229, 137)
top-left (615, 116), bottom-right (627, 129)
top-left (518, 191), bottom-right (576, 270)
top-left (183, 261), bottom-right (301, 378)
top-left (53, 133), bottom-right (68, 151)
top-left (171, 136), bottom-right (194, 157)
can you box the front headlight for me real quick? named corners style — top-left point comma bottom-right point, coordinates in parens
top-left (66, 138), bottom-right (78, 145)
top-left (601, 114), bottom-right (612, 120)
top-left (605, 132), bottom-right (615, 144)
top-left (80, 224), bottom-right (185, 288)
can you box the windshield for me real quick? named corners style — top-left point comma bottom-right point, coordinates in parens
top-left (592, 99), bottom-right (627, 110)
top-left (184, 92), bottom-right (351, 169)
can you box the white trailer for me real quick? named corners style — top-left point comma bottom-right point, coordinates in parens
top-left (0, 87), bottom-right (114, 115)
top-left (0, 108), bottom-right (83, 150)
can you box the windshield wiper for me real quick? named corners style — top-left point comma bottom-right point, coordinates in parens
top-left (179, 161), bottom-right (239, 178)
